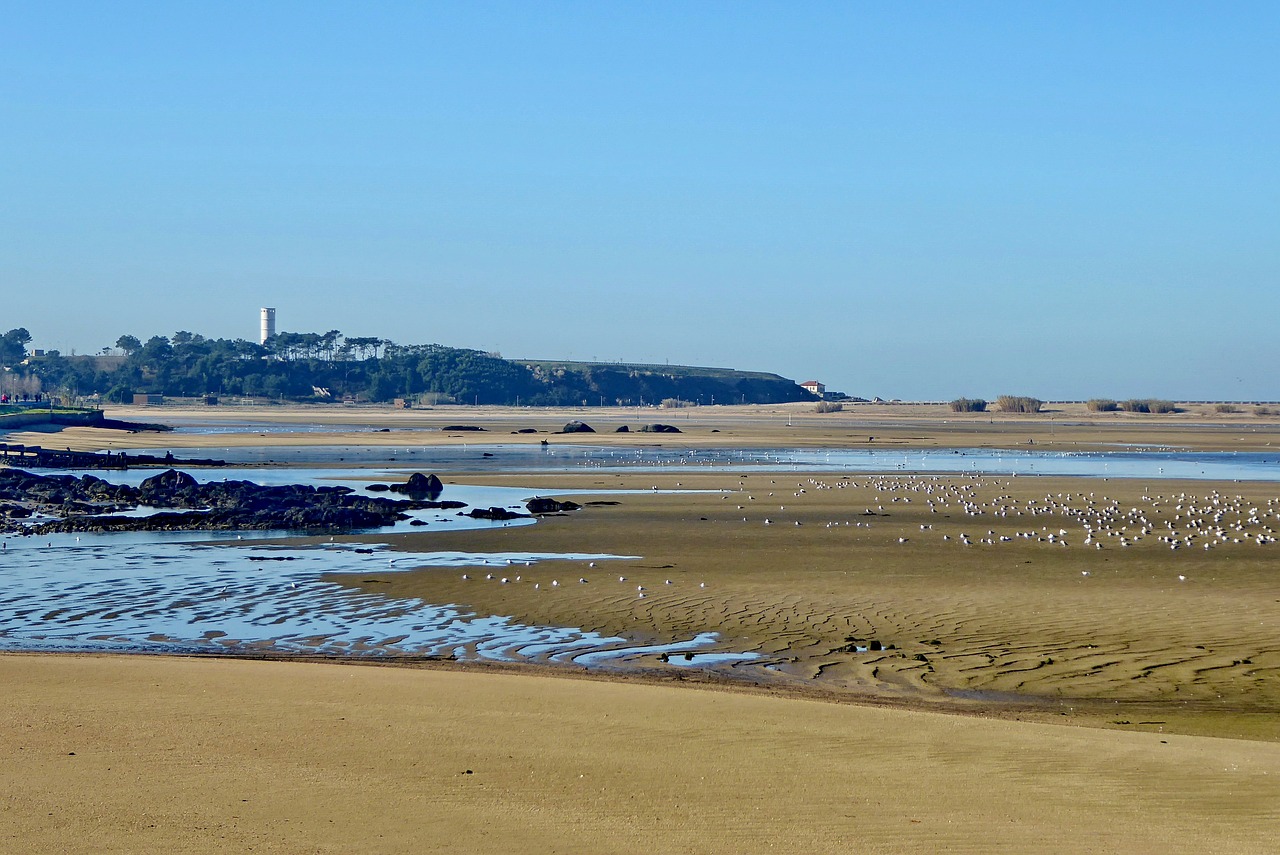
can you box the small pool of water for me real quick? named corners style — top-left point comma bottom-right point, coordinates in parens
top-left (0, 533), bottom-right (753, 667)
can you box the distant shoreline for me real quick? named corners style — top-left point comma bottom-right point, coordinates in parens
top-left (2, 400), bottom-right (1277, 454)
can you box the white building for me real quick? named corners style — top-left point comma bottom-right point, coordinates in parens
top-left (800, 380), bottom-right (825, 398)
top-left (260, 308), bottom-right (276, 345)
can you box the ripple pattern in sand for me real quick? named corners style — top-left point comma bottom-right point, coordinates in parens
top-left (0, 534), bottom-right (750, 665)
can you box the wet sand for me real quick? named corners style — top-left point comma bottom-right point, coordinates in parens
top-left (5, 403), bottom-right (1280, 850)
top-left (13, 400), bottom-right (1280, 453)
top-left (340, 470), bottom-right (1280, 742)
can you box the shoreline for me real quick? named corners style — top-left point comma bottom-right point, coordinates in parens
top-left (6, 404), bottom-right (1280, 851)
top-left (6, 646), bottom-right (1261, 742)
top-left (3, 405), bottom-right (1279, 741)
top-left (4, 400), bottom-right (1278, 454)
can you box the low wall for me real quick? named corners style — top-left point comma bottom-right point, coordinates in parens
top-left (0, 410), bottom-right (105, 431)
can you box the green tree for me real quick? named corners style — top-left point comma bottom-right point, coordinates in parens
top-left (0, 327), bottom-right (32, 367)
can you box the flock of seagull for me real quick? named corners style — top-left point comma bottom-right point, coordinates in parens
top-left (451, 474), bottom-right (1276, 594)
top-left (761, 475), bottom-right (1280, 557)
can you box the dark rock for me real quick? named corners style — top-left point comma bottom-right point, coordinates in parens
top-left (561, 421), bottom-right (595, 434)
top-left (6, 467), bottom-right (424, 536)
top-left (366, 483), bottom-right (391, 492)
top-left (388, 473), bottom-right (444, 499)
top-left (614, 425), bottom-right (629, 432)
top-left (526, 497), bottom-right (582, 514)
top-left (139, 468), bottom-right (198, 494)
top-left (638, 424), bottom-right (682, 433)
top-left (466, 506), bottom-right (531, 521)
top-left (441, 425), bottom-right (486, 432)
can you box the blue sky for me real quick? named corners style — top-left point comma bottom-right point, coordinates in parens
top-left (3, 2), bottom-right (1277, 400)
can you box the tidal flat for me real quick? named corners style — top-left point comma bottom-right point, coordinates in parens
top-left (3, 403), bottom-right (1279, 853)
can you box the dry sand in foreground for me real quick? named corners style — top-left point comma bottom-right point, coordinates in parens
top-left (3, 653), bottom-right (1278, 855)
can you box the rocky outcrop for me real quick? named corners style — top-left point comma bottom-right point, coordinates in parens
top-left (466, 506), bottom-right (531, 521)
top-left (0, 468), bottom-right (464, 535)
top-left (637, 423), bottom-right (682, 433)
top-left (561, 421), bottom-right (595, 433)
top-left (525, 497), bottom-right (582, 514)
top-left (387, 472), bottom-right (444, 499)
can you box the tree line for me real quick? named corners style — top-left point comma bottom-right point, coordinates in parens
top-left (0, 327), bottom-right (811, 407)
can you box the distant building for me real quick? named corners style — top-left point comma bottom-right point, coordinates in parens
top-left (260, 307), bottom-right (276, 345)
top-left (800, 380), bottom-right (825, 398)
top-left (133, 394), bottom-right (164, 406)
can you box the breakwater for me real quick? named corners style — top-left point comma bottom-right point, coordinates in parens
top-left (0, 445), bottom-right (224, 469)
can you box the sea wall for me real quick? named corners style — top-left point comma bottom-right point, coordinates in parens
top-left (0, 410), bottom-right (105, 430)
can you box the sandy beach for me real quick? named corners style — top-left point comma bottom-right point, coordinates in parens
top-left (3, 653), bottom-right (1278, 855)
top-left (12, 400), bottom-right (1280, 454)
top-left (4, 403), bottom-right (1279, 851)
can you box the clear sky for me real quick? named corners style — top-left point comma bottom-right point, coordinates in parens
top-left (3, 2), bottom-right (1277, 401)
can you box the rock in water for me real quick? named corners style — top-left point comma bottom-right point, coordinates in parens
top-left (388, 472), bottom-right (443, 499)
top-left (138, 468), bottom-right (198, 502)
top-left (466, 506), bottom-right (530, 521)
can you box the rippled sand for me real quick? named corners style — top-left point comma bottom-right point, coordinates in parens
top-left (6, 404), bottom-right (1280, 851)
top-left (356, 471), bottom-right (1280, 740)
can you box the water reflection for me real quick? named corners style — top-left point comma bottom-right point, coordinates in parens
top-left (0, 533), bottom-right (754, 668)
top-left (123, 444), bottom-right (1280, 481)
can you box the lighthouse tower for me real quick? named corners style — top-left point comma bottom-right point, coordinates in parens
top-left (259, 308), bottom-right (276, 345)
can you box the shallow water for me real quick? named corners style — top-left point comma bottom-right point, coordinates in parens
top-left (45, 467), bottom-right (647, 535)
top-left (124, 443), bottom-right (1280, 481)
top-left (0, 532), bottom-right (755, 667)
top-left (0, 466), bottom-right (760, 670)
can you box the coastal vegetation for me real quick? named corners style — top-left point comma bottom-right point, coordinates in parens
top-left (996, 395), bottom-right (1044, 413)
top-left (949, 397), bottom-right (987, 412)
top-left (0, 327), bottom-right (812, 407)
top-left (1121, 399), bottom-right (1179, 414)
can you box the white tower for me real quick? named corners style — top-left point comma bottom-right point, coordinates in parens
top-left (259, 307), bottom-right (276, 345)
